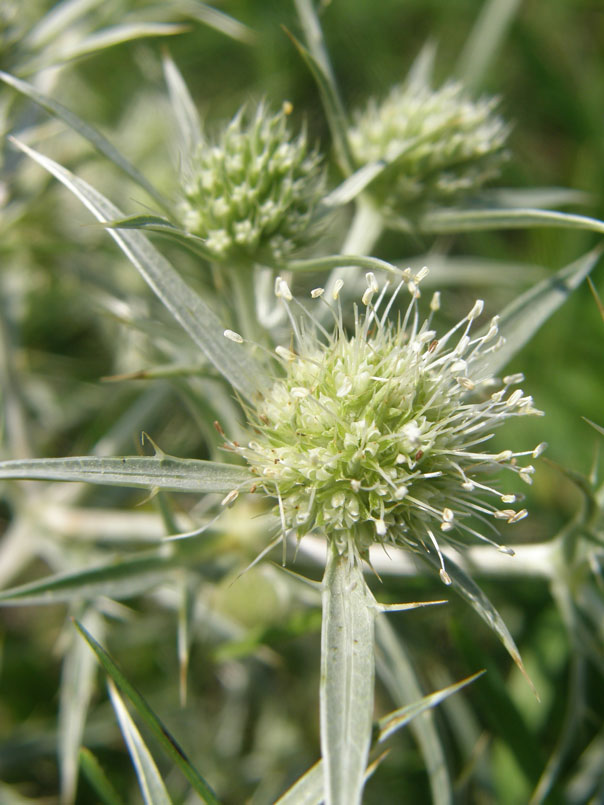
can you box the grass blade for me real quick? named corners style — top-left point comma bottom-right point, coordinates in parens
top-left (0, 455), bottom-right (251, 493)
top-left (74, 620), bottom-right (220, 804)
top-left (79, 747), bottom-right (126, 805)
top-left (108, 680), bottom-right (172, 805)
top-left (320, 549), bottom-right (375, 805)
top-left (9, 137), bottom-right (268, 400)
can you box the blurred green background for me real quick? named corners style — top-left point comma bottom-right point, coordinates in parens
top-left (1, 1), bottom-right (603, 803)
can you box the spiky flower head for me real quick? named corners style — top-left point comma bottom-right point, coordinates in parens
top-left (179, 102), bottom-right (326, 264)
top-left (348, 79), bottom-right (509, 213)
top-left (225, 272), bottom-right (544, 581)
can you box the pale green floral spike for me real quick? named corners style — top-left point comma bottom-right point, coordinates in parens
top-left (179, 101), bottom-right (327, 263)
top-left (348, 76), bottom-right (509, 212)
top-left (225, 273), bottom-right (543, 579)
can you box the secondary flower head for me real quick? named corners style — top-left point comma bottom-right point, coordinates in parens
top-left (179, 101), bottom-right (326, 264)
top-left (224, 272), bottom-right (544, 581)
top-left (348, 78), bottom-right (509, 212)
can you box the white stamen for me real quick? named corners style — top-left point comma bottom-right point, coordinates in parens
top-left (503, 373), bottom-right (524, 385)
top-left (221, 489), bottom-right (239, 507)
top-left (276, 345), bottom-right (296, 361)
top-left (311, 287), bottom-right (324, 298)
top-left (224, 329), bottom-right (243, 343)
top-left (467, 300), bottom-right (484, 321)
top-left (332, 279), bottom-right (344, 300)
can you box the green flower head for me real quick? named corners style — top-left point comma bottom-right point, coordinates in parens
top-left (348, 78), bottom-right (509, 213)
top-left (224, 272), bottom-right (544, 581)
top-left (179, 102), bottom-right (327, 264)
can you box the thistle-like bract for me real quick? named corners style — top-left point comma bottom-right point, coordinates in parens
top-left (226, 271), bottom-right (544, 581)
top-left (348, 79), bottom-right (509, 212)
top-left (179, 102), bottom-right (326, 263)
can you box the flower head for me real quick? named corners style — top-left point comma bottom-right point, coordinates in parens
top-left (225, 272), bottom-right (544, 581)
top-left (179, 102), bottom-right (327, 264)
top-left (348, 79), bottom-right (509, 212)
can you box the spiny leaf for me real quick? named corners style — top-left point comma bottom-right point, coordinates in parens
top-left (59, 609), bottom-right (105, 804)
top-left (477, 245), bottom-right (603, 375)
top-left (0, 543), bottom-right (216, 606)
top-left (284, 25), bottom-right (353, 175)
top-left (418, 550), bottom-right (538, 697)
top-left (0, 455), bottom-right (251, 493)
top-left (0, 71), bottom-right (169, 212)
top-left (108, 681), bottom-right (172, 805)
top-left (378, 670), bottom-right (485, 742)
top-left (163, 51), bottom-right (201, 157)
top-left (420, 205), bottom-right (604, 236)
top-left (74, 621), bottom-right (220, 804)
top-left (320, 549), bottom-right (375, 805)
top-left (9, 137), bottom-right (268, 400)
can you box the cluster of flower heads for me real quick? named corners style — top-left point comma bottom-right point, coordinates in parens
top-left (179, 102), bottom-right (326, 264)
top-left (348, 78), bottom-right (509, 212)
top-left (223, 270), bottom-right (545, 581)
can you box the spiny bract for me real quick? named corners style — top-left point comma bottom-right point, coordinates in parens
top-left (179, 102), bottom-right (326, 264)
top-left (225, 271), bottom-right (544, 581)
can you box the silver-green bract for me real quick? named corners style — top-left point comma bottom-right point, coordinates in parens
top-left (348, 76), bottom-right (508, 211)
top-left (229, 270), bottom-right (544, 578)
top-left (179, 102), bottom-right (326, 263)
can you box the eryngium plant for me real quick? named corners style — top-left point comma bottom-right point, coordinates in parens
top-left (348, 77), bottom-right (509, 211)
top-left (227, 270), bottom-right (543, 580)
top-left (179, 102), bottom-right (326, 263)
